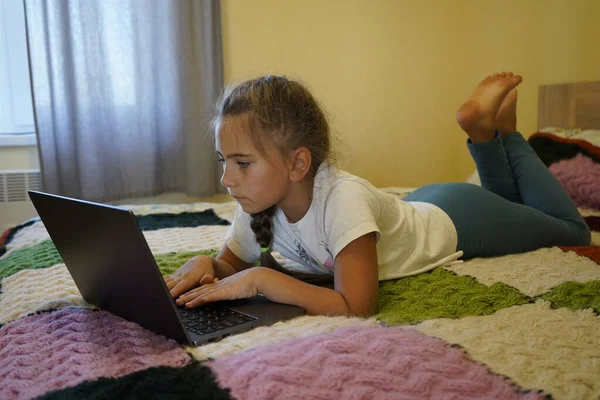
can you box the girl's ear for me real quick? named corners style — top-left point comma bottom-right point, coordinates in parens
top-left (289, 147), bottom-right (312, 182)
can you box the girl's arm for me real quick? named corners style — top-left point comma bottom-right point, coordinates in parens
top-left (177, 233), bottom-right (379, 317)
top-left (255, 232), bottom-right (379, 317)
top-left (213, 244), bottom-right (253, 278)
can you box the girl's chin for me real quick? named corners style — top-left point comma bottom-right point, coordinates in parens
top-left (238, 202), bottom-right (271, 215)
top-left (238, 202), bottom-right (257, 214)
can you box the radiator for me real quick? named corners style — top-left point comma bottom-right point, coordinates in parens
top-left (0, 169), bottom-right (42, 203)
top-left (0, 170), bottom-right (42, 231)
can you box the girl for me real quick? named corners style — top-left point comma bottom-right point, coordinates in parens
top-left (164, 73), bottom-right (590, 317)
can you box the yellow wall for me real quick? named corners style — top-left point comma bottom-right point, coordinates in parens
top-left (221, 0), bottom-right (600, 187)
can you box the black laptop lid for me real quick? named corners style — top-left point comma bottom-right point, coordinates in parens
top-left (28, 190), bottom-right (189, 343)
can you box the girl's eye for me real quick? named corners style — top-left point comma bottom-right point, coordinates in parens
top-left (237, 162), bottom-right (250, 169)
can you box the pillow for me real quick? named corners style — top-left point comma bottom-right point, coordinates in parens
top-left (549, 153), bottom-right (600, 211)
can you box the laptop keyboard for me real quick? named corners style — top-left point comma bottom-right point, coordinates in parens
top-left (178, 304), bottom-right (257, 336)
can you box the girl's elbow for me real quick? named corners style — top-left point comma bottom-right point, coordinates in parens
top-left (336, 291), bottom-right (377, 318)
top-left (346, 303), bottom-right (378, 318)
top-left (348, 310), bottom-right (376, 318)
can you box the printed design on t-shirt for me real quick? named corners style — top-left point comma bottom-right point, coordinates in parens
top-left (294, 238), bottom-right (319, 270)
top-left (320, 241), bottom-right (335, 271)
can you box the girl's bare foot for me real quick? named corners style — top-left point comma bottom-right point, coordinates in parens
top-left (495, 89), bottom-right (517, 135)
top-left (456, 72), bottom-right (522, 143)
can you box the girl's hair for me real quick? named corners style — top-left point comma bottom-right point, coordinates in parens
top-left (213, 76), bottom-right (334, 285)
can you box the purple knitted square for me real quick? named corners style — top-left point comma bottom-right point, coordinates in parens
top-left (208, 325), bottom-right (545, 399)
top-left (0, 308), bottom-right (190, 399)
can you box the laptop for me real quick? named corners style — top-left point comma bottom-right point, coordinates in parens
top-left (28, 190), bottom-right (305, 346)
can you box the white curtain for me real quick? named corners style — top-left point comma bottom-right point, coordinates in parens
top-left (24, 0), bottom-right (224, 201)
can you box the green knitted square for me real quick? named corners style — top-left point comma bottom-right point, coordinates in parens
top-left (376, 268), bottom-right (531, 325)
top-left (0, 240), bottom-right (62, 279)
top-left (538, 281), bottom-right (600, 313)
top-left (154, 250), bottom-right (219, 276)
top-left (0, 241), bottom-right (220, 280)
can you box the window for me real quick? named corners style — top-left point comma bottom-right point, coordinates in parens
top-left (0, 0), bottom-right (36, 146)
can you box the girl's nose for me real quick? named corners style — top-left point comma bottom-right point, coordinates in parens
top-left (220, 165), bottom-right (236, 188)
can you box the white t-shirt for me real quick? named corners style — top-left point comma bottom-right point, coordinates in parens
top-left (224, 163), bottom-right (464, 280)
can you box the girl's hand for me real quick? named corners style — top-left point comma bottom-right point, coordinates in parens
top-left (175, 268), bottom-right (260, 308)
top-left (164, 255), bottom-right (216, 298)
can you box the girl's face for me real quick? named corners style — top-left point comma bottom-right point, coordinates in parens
top-left (215, 115), bottom-right (292, 214)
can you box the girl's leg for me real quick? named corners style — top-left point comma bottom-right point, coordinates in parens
top-left (499, 132), bottom-right (584, 219)
top-left (406, 181), bottom-right (589, 259)
top-left (486, 81), bottom-right (587, 231)
top-left (405, 73), bottom-right (590, 258)
top-left (467, 89), bottom-right (522, 204)
top-left (467, 131), bottom-right (522, 203)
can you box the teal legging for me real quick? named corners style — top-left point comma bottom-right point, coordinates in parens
top-left (404, 132), bottom-right (591, 259)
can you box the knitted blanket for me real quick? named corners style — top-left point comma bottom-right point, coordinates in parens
top-left (1, 193), bottom-right (600, 400)
top-left (529, 132), bottom-right (600, 211)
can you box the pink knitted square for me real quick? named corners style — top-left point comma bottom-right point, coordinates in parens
top-left (208, 325), bottom-right (545, 399)
top-left (549, 153), bottom-right (600, 210)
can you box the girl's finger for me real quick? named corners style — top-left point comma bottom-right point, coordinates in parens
top-left (170, 280), bottom-right (195, 298)
top-left (179, 286), bottom-right (215, 306)
top-left (166, 281), bottom-right (177, 290)
top-left (184, 296), bottom-right (205, 308)
top-left (182, 284), bottom-right (211, 297)
top-left (186, 291), bottom-right (222, 308)
top-left (199, 274), bottom-right (215, 285)
top-left (176, 280), bottom-right (222, 305)
top-left (176, 290), bottom-right (193, 302)
top-left (187, 285), bottom-right (231, 307)
top-left (176, 286), bottom-right (210, 304)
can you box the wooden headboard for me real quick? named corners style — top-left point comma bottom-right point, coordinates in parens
top-left (538, 81), bottom-right (600, 130)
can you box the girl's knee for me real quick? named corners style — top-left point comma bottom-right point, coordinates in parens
top-left (569, 219), bottom-right (591, 246)
top-left (579, 223), bottom-right (592, 246)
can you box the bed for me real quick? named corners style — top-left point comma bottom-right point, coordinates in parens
top-left (1, 83), bottom-right (600, 400)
